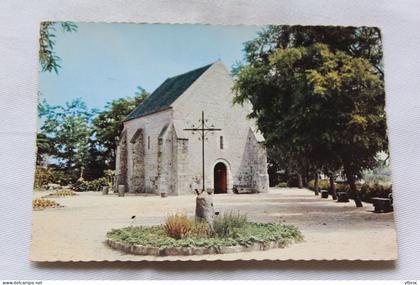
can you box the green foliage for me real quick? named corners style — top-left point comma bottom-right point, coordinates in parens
top-left (277, 182), bottom-right (288, 188)
top-left (164, 213), bottom-right (211, 240)
top-left (164, 213), bottom-right (193, 239)
top-left (360, 182), bottom-right (392, 202)
top-left (91, 90), bottom-right (148, 170)
top-left (234, 26), bottom-right (387, 206)
top-left (107, 222), bottom-right (303, 250)
top-left (34, 166), bottom-right (76, 188)
top-left (307, 179), bottom-right (330, 190)
top-left (213, 211), bottom-right (248, 237)
top-left (72, 177), bottom-right (108, 192)
top-left (38, 98), bottom-right (95, 178)
top-left (36, 133), bottom-right (53, 165)
top-left (39, 21), bottom-right (78, 73)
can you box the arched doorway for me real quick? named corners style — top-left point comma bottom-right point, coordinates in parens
top-left (214, 162), bottom-right (227, 194)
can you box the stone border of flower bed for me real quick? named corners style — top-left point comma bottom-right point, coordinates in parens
top-left (106, 238), bottom-right (288, 256)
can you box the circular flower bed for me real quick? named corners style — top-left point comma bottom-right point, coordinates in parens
top-left (107, 215), bottom-right (303, 256)
top-left (32, 198), bottom-right (61, 210)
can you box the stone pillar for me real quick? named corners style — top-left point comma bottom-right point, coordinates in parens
top-left (195, 191), bottom-right (215, 225)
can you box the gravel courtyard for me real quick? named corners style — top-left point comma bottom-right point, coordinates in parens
top-left (31, 187), bottom-right (397, 261)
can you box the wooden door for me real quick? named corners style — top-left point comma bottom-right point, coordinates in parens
top-left (214, 162), bottom-right (227, 194)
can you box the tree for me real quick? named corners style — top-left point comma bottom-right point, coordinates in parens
top-left (39, 21), bottom-right (78, 73)
top-left (91, 87), bottom-right (148, 170)
top-left (39, 98), bottom-right (94, 179)
top-left (234, 29), bottom-right (387, 207)
top-left (36, 133), bottom-right (53, 166)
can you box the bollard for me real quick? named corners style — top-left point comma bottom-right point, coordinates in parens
top-left (102, 186), bottom-right (109, 195)
top-left (118, 185), bottom-right (125, 197)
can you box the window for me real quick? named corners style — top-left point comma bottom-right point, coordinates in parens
top-left (147, 136), bottom-right (150, 149)
top-left (220, 136), bottom-right (223, 150)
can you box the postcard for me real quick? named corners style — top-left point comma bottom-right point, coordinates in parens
top-left (31, 23), bottom-right (397, 261)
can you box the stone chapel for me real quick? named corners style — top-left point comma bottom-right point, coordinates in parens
top-left (115, 61), bottom-right (269, 195)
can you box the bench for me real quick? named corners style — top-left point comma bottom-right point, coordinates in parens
top-left (372, 197), bottom-right (393, 213)
top-left (337, 191), bottom-right (349, 202)
top-left (320, 190), bottom-right (329, 198)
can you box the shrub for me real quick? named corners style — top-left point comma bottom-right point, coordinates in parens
top-left (360, 182), bottom-right (392, 202)
top-left (277, 182), bottom-right (288, 188)
top-left (34, 166), bottom-right (76, 188)
top-left (32, 198), bottom-right (60, 210)
top-left (164, 213), bottom-right (193, 239)
top-left (307, 179), bottom-right (329, 191)
top-left (164, 213), bottom-right (213, 240)
top-left (188, 221), bottom-right (212, 239)
top-left (73, 177), bottom-right (108, 192)
top-left (213, 211), bottom-right (248, 237)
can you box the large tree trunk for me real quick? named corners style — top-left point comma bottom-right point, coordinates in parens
top-left (329, 176), bottom-right (337, 200)
top-left (314, 173), bottom-right (319, 195)
top-left (346, 174), bottom-right (363, 207)
top-left (297, 173), bottom-right (303, 189)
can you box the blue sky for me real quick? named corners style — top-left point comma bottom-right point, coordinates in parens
top-left (39, 23), bottom-right (263, 111)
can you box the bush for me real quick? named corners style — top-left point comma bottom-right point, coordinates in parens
top-left (277, 182), bottom-right (288, 188)
top-left (34, 166), bottom-right (76, 188)
top-left (213, 211), bottom-right (248, 237)
top-left (73, 177), bottom-right (108, 192)
top-left (360, 182), bottom-right (392, 202)
top-left (164, 213), bottom-right (193, 239)
top-left (164, 213), bottom-right (212, 239)
top-left (307, 179), bottom-right (329, 191)
top-left (32, 198), bottom-right (60, 210)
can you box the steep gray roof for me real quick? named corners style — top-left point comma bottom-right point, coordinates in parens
top-left (125, 63), bottom-right (212, 121)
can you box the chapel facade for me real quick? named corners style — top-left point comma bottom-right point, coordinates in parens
top-left (115, 61), bottom-right (269, 195)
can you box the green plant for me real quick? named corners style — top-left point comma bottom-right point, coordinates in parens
top-left (277, 182), bottom-right (288, 188)
top-left (73, 177), bottom-right (108, 192)
top-left (307, 179), bottom-right (329, 191)
top-left (164, 213), bottom-right (193, 239)
top-left (107, 222), bottom-right (303, 250)
top-left (34, 166), bottom-right (76, 188)
top-left (213, 211), bottom-right (248, 237)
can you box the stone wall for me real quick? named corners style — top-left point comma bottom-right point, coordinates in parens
top-left (130, 128), bottom-right (145, 192)
top-left (122, 109), bottom-right (172, 193)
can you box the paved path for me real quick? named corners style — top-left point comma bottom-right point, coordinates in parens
top-left (31, 188), bottom-right (397, 261)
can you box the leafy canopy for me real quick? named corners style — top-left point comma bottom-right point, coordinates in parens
top-left (234, 26), bottom-right (387, 185)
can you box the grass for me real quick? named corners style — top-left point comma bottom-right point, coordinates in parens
top-left (107, 221), bottom-right (303, 250)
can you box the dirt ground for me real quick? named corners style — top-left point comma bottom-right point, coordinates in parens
top-left (30, 187), bottom-right (398, 261)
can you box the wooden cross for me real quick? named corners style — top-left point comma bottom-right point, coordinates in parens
top-left (184, 111), bottom-right (221, 193)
